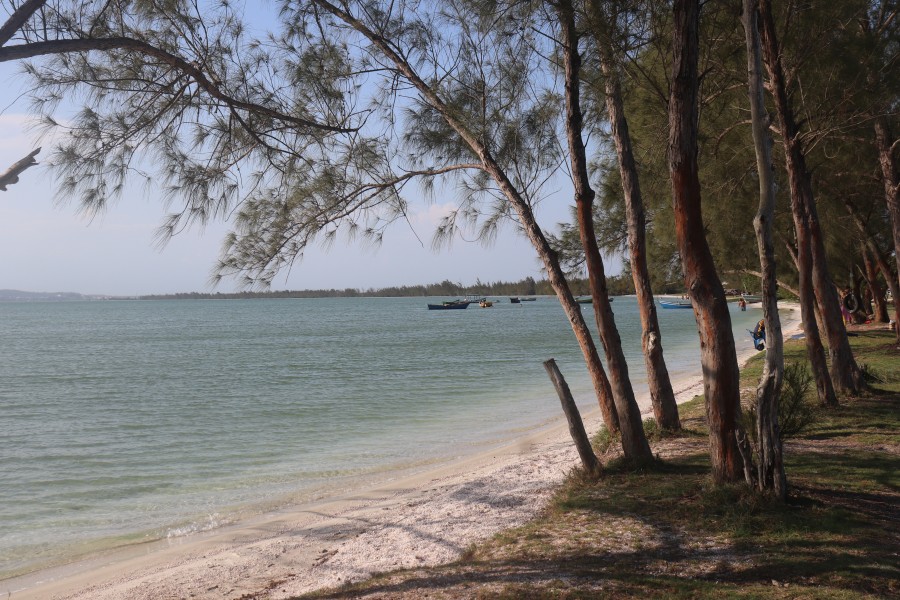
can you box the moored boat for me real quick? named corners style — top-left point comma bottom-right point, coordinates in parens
top-left (575, 296), bottom-right (615, 304)
top-left (427, 300), bottom-right (469, 310)
top-left (509, 297), bottom-right (521, 304)
top-left (658, 298), bottom-right (693, 309)
top-left (519, 297), bottom-right (536, 301)
top-left (479, 300), bottom-right (493, 308)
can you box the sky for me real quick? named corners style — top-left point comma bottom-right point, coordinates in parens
top-left (0, 29), bottom-right (619, 297)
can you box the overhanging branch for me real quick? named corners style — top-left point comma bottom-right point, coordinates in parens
top-left (0, 147), bottom-right (40, 191)
top-left (0, 37), bottom-right (357, 133)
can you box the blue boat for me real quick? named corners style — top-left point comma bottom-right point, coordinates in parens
top-left (658, 298), bottom-right (692, 309)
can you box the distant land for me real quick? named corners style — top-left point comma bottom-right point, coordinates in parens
top-left (0, 289), bottom-right (123, 301)
top-left (0, 274), bottom-right (648, 302)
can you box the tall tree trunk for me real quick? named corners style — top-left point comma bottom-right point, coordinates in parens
top-left (588, 0), bottom-right (680, 432)
top-left (742, 0), bottom-right (786, 499)
top-left (784, 237), bottom-right (837, 406)
top-left (757, 0), bottom-right (866, 396)
top-left (668, 0), bottom-right (743, 483)
top-left (309, 0), bottom-right (624, 437)
top-left (874, 118), bottom-right (900, 342)
top-left (862, 249), bottom-right (888, 323)
top-left (556, 0), bottom-right (652, 464)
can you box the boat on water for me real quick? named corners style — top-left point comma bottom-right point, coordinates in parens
top-left (658, 298), bottom-right (693, 309)
top-left (519, 297), bottom-right (536, 302)
top-left (575, 296), bottom-right (614, 304)
top-left (509, 297), bottom-right (521, 304)
top-left (427, 300), bottom-right (469, 310)
top-left (479, 300), bottom-right (493, 308)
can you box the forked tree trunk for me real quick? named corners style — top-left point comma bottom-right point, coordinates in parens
top-left (309, 0), bottom-right (625, 438)
top-left (742, 0), bottom-right (786, 499)
top-left (758, 0), bottom-right (866, 396)
top-left (557, 0), bottom-right (652, 464)
top-left (668, 0), bottom-right (743, 484)
top-left (588, 0), bottom-right (680, 431)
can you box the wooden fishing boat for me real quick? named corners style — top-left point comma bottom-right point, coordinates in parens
top-left (427, 300), bottom-right (469, 310)
top-left (575, 296), bottom-right (614, 304)
top-left (658, 298), bottom-right (693, 309)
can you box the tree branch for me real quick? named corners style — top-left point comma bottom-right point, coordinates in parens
top-left (0, 147), bottom-right (40, 191)
top-left (0, 0), bottom-right (47, 47)
top-left (0, 37), bottom-right (357, 133)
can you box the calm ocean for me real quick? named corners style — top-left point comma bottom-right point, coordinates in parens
top-left (0, 296), bottom-right (765, 578)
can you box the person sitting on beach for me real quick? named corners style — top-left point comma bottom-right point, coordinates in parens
top-left (753, 318), bottom-right (765, 339)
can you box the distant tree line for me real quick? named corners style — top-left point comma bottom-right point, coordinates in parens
top-left (137, 274), bottom-right (638, 300)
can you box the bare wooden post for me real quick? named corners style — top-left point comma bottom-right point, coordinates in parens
top-left (544, 359), bottom-right (602, 479)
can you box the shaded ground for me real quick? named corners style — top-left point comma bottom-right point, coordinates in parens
top-left (290, 331), bottom-right (899, 600)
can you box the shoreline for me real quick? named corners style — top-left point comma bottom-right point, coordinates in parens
top-left (3, 304), bottom-right (801, 600)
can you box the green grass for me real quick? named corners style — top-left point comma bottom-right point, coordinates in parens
top-left (298, 331), bottom-right (899, 600)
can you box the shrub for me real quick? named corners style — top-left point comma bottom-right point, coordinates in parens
top-left (778, 362), bottom-right (817, 439)
top-left (741, 362), bottom-right (818, 443)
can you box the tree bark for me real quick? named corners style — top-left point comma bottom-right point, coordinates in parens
top-left (307, 0), bottom-right (626, 437)
top-left (588, 0), bottom-right (680, 432)
top-left (874, 118), bottom-right (900, 341)
top-left (556, 0), bottom-right (652, 464)
top-left (758, 0), bottom-right (866, 396)
top-left (668, 0), bottom-right (743, 484)
top-left (544, 359), bottom-right (603, 479)
top-left (742, 0), bottom-right (786, 499)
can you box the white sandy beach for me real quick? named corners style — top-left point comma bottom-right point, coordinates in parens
top-left (3, 305), bottom-right (801, 600)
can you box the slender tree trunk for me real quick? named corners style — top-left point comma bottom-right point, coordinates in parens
top-left (669, 0), bottom-right (743, 483)
top-left (790, 226), bottom-right (838, 405)
top-left (309, 0), bottom-right (624, 437)
top-left (742, 0), bottom-right (786, 499)
top-left (556, 0), bottom-right (652, 464)
top-left (758, 0), bottom-right (866, 396)
top-left (874, 118), bottom-right (900, 342)
top-left (544, 359), bottom-right (603, 479)
top-left (589, 0), bottom-right (680, 432)
top-left (862, 249), bottom-right (888, 323)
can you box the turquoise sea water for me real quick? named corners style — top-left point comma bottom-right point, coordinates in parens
top-left (0, 296), bottom-right (767, 578)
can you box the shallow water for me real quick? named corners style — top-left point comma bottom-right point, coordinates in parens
top-left (0, 296), bottom-right (766, 577)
